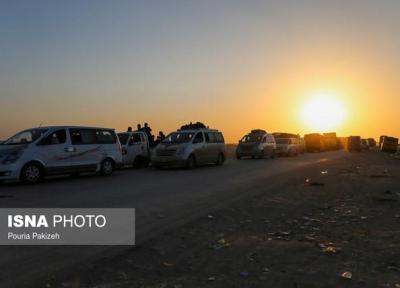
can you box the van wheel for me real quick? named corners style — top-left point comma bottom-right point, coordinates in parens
top-left (21, 162), bottom-right (43, 184)
top-left (186, 155), bottom-right (196, 169)
top-left (100, 159), bottom-right (114, 176)
top-left (270, 150), bottom-right (276, 159)
top-left (236, 154), bottom-right (242, 160)
top-left (216, 153), bottom-right (225, 166)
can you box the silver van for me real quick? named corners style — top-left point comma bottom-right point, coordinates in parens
top-left (236, 129), bottom-right (276, 159)
top-left (273, 133), bottom-right (301, 156)
top-left (0, 126), bottom-right (122, 183)
top-left (151, 128), bottom-right (226, 169)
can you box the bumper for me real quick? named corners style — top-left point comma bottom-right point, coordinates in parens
top-left (151, 155), bottom-right (187, 167)
top-left (236, 149), bottom-right (263, 157)
top-left (0, 163), bottom-right (20, 180)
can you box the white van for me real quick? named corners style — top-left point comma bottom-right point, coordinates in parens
top-left (273, 133), bottom-right (301, 156)
top-left (0, 126), bottom-right (122, 183)
top-left (118, 131), bottom-right (151, 167)
top-left (236, 129), bottom-right (276, 159)
top-left (151, 128), bottom-right (226, 169)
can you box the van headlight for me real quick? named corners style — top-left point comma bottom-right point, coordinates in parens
top-left (1, 151), bottom-right (23, 165)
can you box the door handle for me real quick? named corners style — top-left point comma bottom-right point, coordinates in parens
top-left (64, 147), bottom-right (76, 152)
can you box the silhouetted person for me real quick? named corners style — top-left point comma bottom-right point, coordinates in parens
top-left (136, 124), bottom-right (142, 131)
top-left (142, 123), bottom-right (154, 146)
top-left (157, 131), bottom-right (166, 141)
top-left (127, 126), bottom-right (132, 132)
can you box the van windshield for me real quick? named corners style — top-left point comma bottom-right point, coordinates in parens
top-left (2, 128), bottom-right (48, 145)
top-left (163, 132), bottom-right (195, 143)
top-left (241, 134), bottom-right (262, 143)
top-left (276, 138), bottom-right (290, 144)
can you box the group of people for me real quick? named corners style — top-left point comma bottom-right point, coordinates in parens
top-left (127, 123), bottom-right (165, 146)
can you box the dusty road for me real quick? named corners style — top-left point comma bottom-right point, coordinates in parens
top-left (59, 150), bottom-right (399, 288)
top-left (0, 151), bottom-right (357, 287)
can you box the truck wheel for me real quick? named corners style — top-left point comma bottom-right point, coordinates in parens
top-left (100, 158), bottom-right (114, 176)
top-left (216, 153), bottom-right (225, 166)
top-left (21, 162), bottom-right (44, 184)
top-left (186, 155), bottom-right (196, 169)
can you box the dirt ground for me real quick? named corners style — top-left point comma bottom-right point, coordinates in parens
top-left (43, 150), bottom-right (400, 288)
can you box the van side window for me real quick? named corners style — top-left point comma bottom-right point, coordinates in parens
top-left (193, 132), bottom-right (204, 143)
top-left (96, 130), bottom-right (116, 144)
top-left (40, 129), bottom-right (66, 145)
top-left (206, 132), bottom-right (216, 143)
top-left (70, 129), bottom-right (96, 145)
top-left (214, 132), bottom-right (224, 143)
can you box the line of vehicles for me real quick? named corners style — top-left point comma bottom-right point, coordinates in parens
top-left (0, 124), bottom-right (393, 184)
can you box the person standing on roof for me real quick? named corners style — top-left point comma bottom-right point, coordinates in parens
top-left (142, 123), bottom-right (154, 146)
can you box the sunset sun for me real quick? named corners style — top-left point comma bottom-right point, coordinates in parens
top-left (301, 93), bottom-right (347, 132)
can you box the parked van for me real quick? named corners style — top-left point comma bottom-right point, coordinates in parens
top-left (236, 129), bottom-right (276, 159)
top-left (151, 128), bottom-right (226, 169)
top-left (0, 126), bottom-right (122, 183)
top-left (118, 131), bottom-right (151, 167)
top-left (273, 133), bottom-right (301, 156)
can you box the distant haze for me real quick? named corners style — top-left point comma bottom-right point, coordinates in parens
top-left (1, 0), bottom-right (399, 142)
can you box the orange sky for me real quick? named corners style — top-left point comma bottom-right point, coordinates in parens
top-left (1, 1), bottom-right (399, 143)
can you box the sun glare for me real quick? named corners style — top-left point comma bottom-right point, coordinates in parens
top-left (301, 93), bottom-right (347, 132)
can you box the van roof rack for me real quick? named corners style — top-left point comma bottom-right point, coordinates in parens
top-left (250, 129), bottom-right (267, 134)
top-left (273, 132), bottom-right (300, 138)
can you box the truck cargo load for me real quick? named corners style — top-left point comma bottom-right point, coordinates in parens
top-left (348, 136), bottom-right (361, 152)
top-left (380, 136), bottom-right (399, 153)
top-left (322, 132), bottom-right (338, 151)
top-left (304, 133), bottom-right (323, 152)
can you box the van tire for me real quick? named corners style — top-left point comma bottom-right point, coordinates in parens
top-left (21, 162), bottom-right (44, 184)
top-left (270, 150), bottom-right (276, 159)
top-left (186, 155), bottom-right (196, 169)
top-left (236, 154), bottom-right (242, 160)
top-left (216, 153), bottom-right (225, 166)
top-left (100, 158), bottom-right (115, 176)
